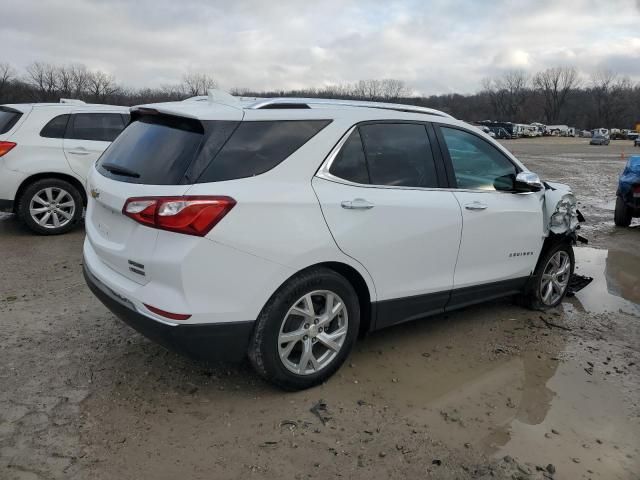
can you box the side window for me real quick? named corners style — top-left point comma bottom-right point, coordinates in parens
top-left (441, 127), bottom-right (518, 191)
top-left (40, 114), bottom-right (70, 139)
top-left (359, 123), bottom-right (438, 188)
top-left (67, 113), bottom-right (125, 142)
top-left (120, 113), bottom-right (131, 126)
top-left (197, 120), bottom-right (330, 183)
top-left (329, 129), bottom-right (370, 184)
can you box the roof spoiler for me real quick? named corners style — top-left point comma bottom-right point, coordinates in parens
top-left (207, 89), bottom-right (242, 108)
top-left (59, 99), bottom-right (86, 105)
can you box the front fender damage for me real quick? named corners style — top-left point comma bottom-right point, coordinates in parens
top-left (542, 181), bottom-right (591, 295)
top-left (543, 181), bottom-right (587, 244)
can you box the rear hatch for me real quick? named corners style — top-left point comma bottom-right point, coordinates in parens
top-left (86, 106), bottom-right (243, 285)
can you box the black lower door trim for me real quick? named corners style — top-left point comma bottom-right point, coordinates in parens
top-left (446, 276), bottom-right (528, 312)
top-left (372, 276), bottom-right (529, 331)
top-left (374, 290), bottom-right (450, 330)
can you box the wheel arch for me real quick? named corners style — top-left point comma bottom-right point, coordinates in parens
top-left (270, 261), bottom-right (376, 338)
top-left (14, 172), bottom-right (87, 213)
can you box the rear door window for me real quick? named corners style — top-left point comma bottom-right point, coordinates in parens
top-left (97, 115), bottom-right (205, 185)
top-left (0, 107), bottom-right (22, 135)
top-left (329, 129), bottom-right (370, 184)
top-left (359, 123), bottom-right (439, 188)
top-left (67, 113), bottom-right (125, 142)
top-left (197, 120), bottom-right (331, 183)
top-left (40, 114), bottom-right (70, 138)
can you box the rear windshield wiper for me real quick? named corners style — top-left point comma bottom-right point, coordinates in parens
top-left (101, 162), bottom-right (140, 178)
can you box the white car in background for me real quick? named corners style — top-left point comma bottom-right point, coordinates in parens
top-left (0, 100), bottom-right (129, 234)
top-left (83, 92), bottom-right (585, 390)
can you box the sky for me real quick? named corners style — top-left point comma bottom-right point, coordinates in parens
top-left (1, 0), bottom-right (639, 95)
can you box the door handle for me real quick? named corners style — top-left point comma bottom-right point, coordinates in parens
top-left (68, 147), bottom-right (90, 155)
top-left (341, 198), bottom-right (374, 210)
top-left (464, 201), bottom-right (488, 211)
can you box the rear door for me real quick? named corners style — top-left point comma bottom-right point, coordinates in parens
top-left (63, 111), bottom-right (126, 181)
top-left (435, 124), bottom-right (544, 303)
top-left (312, 122), bottom-right (463, 329)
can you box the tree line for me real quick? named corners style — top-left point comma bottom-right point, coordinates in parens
top-left (1, 62), bottom-right (638, 129)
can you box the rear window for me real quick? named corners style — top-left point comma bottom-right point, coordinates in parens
top-left (0, 107), bottom-right (22, 135)
top-left (97, 115), bottom-right (206, 185)
top-left (97, 117), bottom-right (331, 185)
top-left (197, 120), bottom-right (331, 183)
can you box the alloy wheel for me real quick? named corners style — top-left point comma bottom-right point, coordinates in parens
top-left (277, 290), bottom-right (349, 375)
top-left (540, 251), bottom-right (571, 305)
top-left (29, 187), bottom-right (76, 229)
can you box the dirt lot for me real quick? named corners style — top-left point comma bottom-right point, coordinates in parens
top-left (1, 137), bottom-right (639, 479)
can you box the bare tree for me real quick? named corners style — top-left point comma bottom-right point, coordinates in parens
top-left (87, 70), bottom-right (119, 101)
top-left (70, 64), bottom-right (90, 98)
top-left (589, 69), bottom-right (634, 127)
top-left (482, 70), bottom-right (530, 121)
top-left (379, 79), bottom-right (410, 100)
top-left (533, 66), bottom-right (580, 123)
top-left (25, 62), bottom-right (60, 101)
top-left (0, 63), bottom-right (14, 99)
top-left (56, 65), bottom-right (74, 97)
top-left (182, 72), bottom-right (217, 96)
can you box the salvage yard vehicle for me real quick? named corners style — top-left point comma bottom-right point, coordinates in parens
top-left (590, 134), bottom-right (610, 146)
top-left (614, 155), bottom-right (640, 227)
top-left (0, 100), bottom-right (129, 234)
top-left (83, 92), bottom-right (585, 390)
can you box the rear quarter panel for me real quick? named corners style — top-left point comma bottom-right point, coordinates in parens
top-left (183, 119), bottom-right (378, 304)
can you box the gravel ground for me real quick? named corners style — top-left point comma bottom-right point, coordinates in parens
top-left (0, 136), bottom-right (638, 479)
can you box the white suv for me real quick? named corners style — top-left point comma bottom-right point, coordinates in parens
top-left (83, 92), bottom-right (584, 390)
top-left (0, 100), bottom-right (129, 234)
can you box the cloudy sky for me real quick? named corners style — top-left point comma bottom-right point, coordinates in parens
top-left (1, 0), bottom-right (639, 94)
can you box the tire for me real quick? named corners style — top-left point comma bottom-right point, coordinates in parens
top-left (17, 178), bottom-right (83, 235)
top-left (248, 267), bottom-right (360, 390)
top-left (522, 241), bottom-right (575, 310)
top-left (614, 195), bottom-right (632, 227)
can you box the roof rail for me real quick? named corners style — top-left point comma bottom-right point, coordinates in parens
top-left (59, 98), bottom-right (86, 105)
top-left (246, 97), bottom-right (453, 118)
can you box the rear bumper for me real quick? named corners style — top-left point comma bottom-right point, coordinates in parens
top-left (83, 262), bottom-right (254, 362)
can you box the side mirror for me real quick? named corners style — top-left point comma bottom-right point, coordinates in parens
top-left (514, 172), bottom-right (543, 192)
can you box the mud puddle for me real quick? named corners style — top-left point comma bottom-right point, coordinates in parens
top-left (573, 247), bottom-right (640, 314)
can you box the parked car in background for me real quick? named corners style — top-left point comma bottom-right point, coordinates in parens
top-left (590, 134), bottom-right (610, 146)
top-left (628, 131), bottom-right (639, 141)
top-left (635, 137), bottom-right (640, 147)
top-left (83, 92), bottom-right (584, 390)
top-left (0, 100), bottom-right (129, 234)
top-left (614, 156), bottom-right (640, 227)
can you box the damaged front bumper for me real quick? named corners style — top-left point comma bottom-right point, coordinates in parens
top-left (543, 181), bottom-right (588, 244)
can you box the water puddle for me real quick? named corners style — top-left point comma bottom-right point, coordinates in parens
top-left (573, 247), bottom-right (640, 314)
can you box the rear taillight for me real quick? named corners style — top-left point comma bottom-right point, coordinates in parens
top-left (123, 196), bottom-right (236, 236)
top-left (633, 185), bottom-right (640, 195)
top-left (0, 141), bottom-right (16, 157)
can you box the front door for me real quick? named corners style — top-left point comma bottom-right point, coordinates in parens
top-left (436, 125), bottom-right (544, 305)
